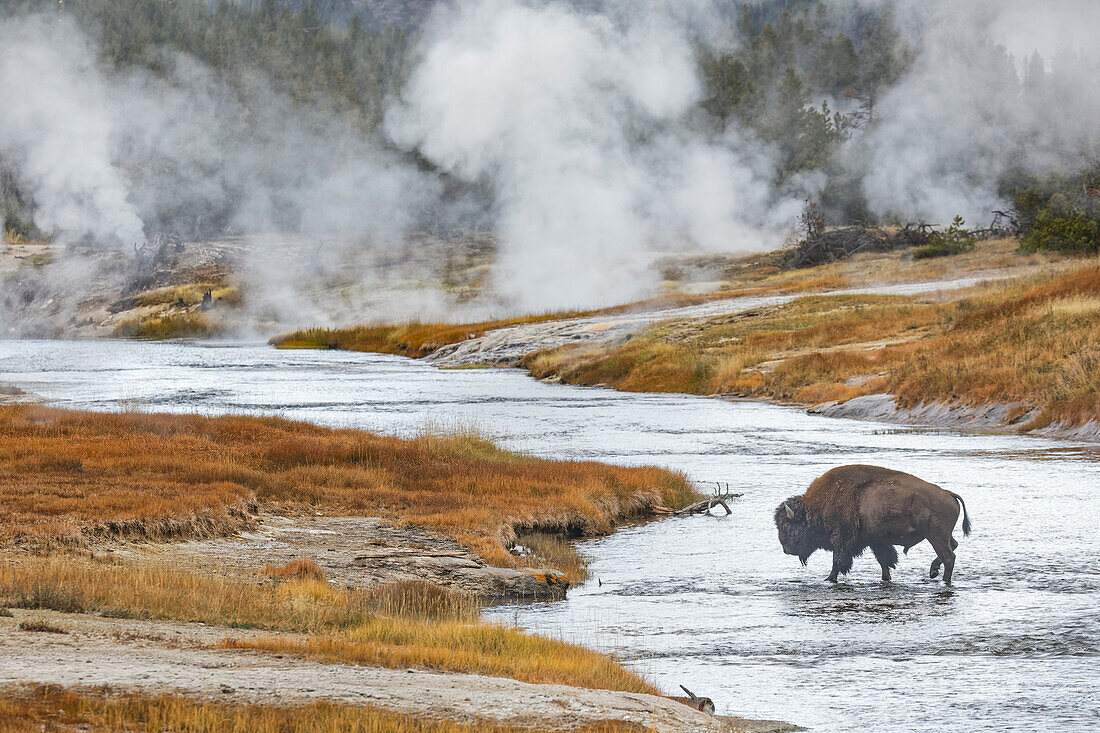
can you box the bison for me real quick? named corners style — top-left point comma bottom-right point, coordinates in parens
top-left (775, 465), bottom-right (971, 585)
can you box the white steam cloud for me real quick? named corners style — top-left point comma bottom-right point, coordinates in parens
top-left (388, 0), bottom-right (799, 311)
top-left (0, 16), bottom-right (144, 245)
top-left (2, 0), bottom-right (1099, 332)
top-left (853, 0), bottom-right (1100, 223)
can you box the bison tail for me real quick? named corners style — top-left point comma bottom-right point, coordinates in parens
top-left (950, 492), bottom-right (972, 537)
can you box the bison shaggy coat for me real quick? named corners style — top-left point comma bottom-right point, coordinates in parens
top-left (775, 465), bottom-right (971, 585)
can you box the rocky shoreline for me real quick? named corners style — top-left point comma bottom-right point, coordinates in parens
top-left (808, 393), bottom-right (1100, 443)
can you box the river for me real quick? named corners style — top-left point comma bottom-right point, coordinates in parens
top-left (1, 339), bottom-right (1097, 731)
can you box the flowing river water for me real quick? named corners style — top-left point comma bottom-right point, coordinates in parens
top-left (2, 339), bottom-right (1098, 731)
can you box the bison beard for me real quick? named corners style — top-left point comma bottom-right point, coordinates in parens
top-left (775, 465), bottom-right (971, 585)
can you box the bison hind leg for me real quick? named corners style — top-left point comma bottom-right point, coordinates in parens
top-left (929, 538), bottom-right (957, 577)
top-left (870, 544), bottom-right (898, 582)
top-left (928, 534), bottom-right (958, 586)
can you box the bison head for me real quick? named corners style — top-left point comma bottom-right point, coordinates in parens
top-left (774, 496), bottom-right (827, 565)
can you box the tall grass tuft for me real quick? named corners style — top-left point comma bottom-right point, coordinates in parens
top-left (262, 558), bottom-right (327, 583)
top-left (364, 581), bottom-right (478, 622)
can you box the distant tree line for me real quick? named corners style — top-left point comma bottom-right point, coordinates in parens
top-left (699, 4), bottom-right (908, 221)
top-left (81, 0), bottom-right (409, 128)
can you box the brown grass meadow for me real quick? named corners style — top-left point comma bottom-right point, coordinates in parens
top-left (111, 312), bottom-right (222, 339)
top-left (0, 406), bottom-right (684, 712)
top-left (0, 684), bottom-right (642, 733)
top-left (523, 264), bottom-right (1100, 430)
top-left (715, 236), bottom-right (1066, 293)
top-left (269, 280), bottom-right (859, 358)
top-left (0, 405), bottom-right (693, 568)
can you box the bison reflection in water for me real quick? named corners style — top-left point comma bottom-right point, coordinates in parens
top-left (775, 465), bottom-right (972, 585)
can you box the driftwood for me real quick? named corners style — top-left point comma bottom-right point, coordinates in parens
top-left (788, 212), bottom-right (1022, 271)
top-left (969, 210), bottom-right (1020, 240)
top-left (667, 685), bottom-right (716, 715)
top-left (785, 223), bottom-right (931, 269)
top-left (125, 232), bottom-right (182, 294)
top-left (651, 483), bottom-right (741, 516)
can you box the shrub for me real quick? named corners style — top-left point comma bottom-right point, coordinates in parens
top-left (1009, 163), bottom-right (1100, 254)
top-left (1021, 210), bottom-right (1100, 255)
top-left (913, 215), bottom-right (976, 259)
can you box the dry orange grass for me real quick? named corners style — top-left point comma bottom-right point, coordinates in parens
top-left (0, 406), bottom-right (693, 568)
top-left (270, 278), bottom-right (863, 360)
top-left (262, 558), bottom-right (327, 582)
top-left (0, 556), bottom-right (367, 632)
top-left (0, 556), bottom-right (653, 693)
top-left (271, 312), bottom-right (591, 357)
top-left (220, 622), bottom-right (656, 693)
top-left (524, 265), bottom-right (1100, 429)
top-left (717, 236), bottom-right (1068, 292)
top-left (523, 293), bottom-right (938, 395)
top-left (0, 685), bottom-right (642, 733)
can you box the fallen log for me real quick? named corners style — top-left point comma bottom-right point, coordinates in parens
top-left (651, 483), bottom-right (741, 516)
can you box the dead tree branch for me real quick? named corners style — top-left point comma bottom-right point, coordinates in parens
top-left (650, 483), bottom-right (741, 516)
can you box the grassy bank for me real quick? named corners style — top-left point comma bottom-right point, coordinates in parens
top-left (112, 311), bottom-right (223, 339)
top-left (270, 237), bottom-right (1072, 371)
top-left (0, 407), bottom-right (676, 714)
top-left (269, 279), bottom-right (879, 358)
top-left (715, 236), bottom-right (1062, 293)
top-left (271, 312), bottom-right (589, 357)
top-left (0, 406), bottom-right (693, 568)
top-left (0, 557), bottom-right (653, 693)
top-left (524, 264), bottom-right (1100, 430)
top-left (0, 685), bottom-right (641, 733)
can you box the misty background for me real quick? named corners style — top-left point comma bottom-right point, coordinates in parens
top-left (1, 0), bottom-right (1098, 332)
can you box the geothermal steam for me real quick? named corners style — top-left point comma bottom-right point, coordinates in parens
top-left (386, 0), bottom-right (800, 311)
top-left (1, 0), bottom-right (1099, 327)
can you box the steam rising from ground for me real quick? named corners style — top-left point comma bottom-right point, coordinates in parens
top-left (854, 0), bottom-right (1100, 222)
top-left (0, 17), bottom-right (144, 246)
top-left (387, 0), bottom-right (799, 310)
top-left (1, 0), bottom-right (1099, 331)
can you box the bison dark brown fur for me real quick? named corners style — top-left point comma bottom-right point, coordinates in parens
top-left (775, 465), bottom-right (971, 585)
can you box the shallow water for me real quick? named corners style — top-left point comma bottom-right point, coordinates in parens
top-left (2, 339), bottom-right (1098, 731)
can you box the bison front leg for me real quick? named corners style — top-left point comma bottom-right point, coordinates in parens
top-left (870, 544), bottom-right (898, 582)
top-left (827, 551), bottom-right (853, 582)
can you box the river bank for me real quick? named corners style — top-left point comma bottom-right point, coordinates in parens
top-left (0, 402), bottom-right (798, 730)
top-left (0, 609), bottom-right (793, 732)
top-left (519, 264), bottom-right (1099, 442)
top-left (275, 257), bottom-right (1099, 443)
top-left (808, 393), bottom-right (1100, 442)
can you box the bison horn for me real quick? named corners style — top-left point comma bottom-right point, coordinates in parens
top-left (783, 502), bottom-right (795, 519)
